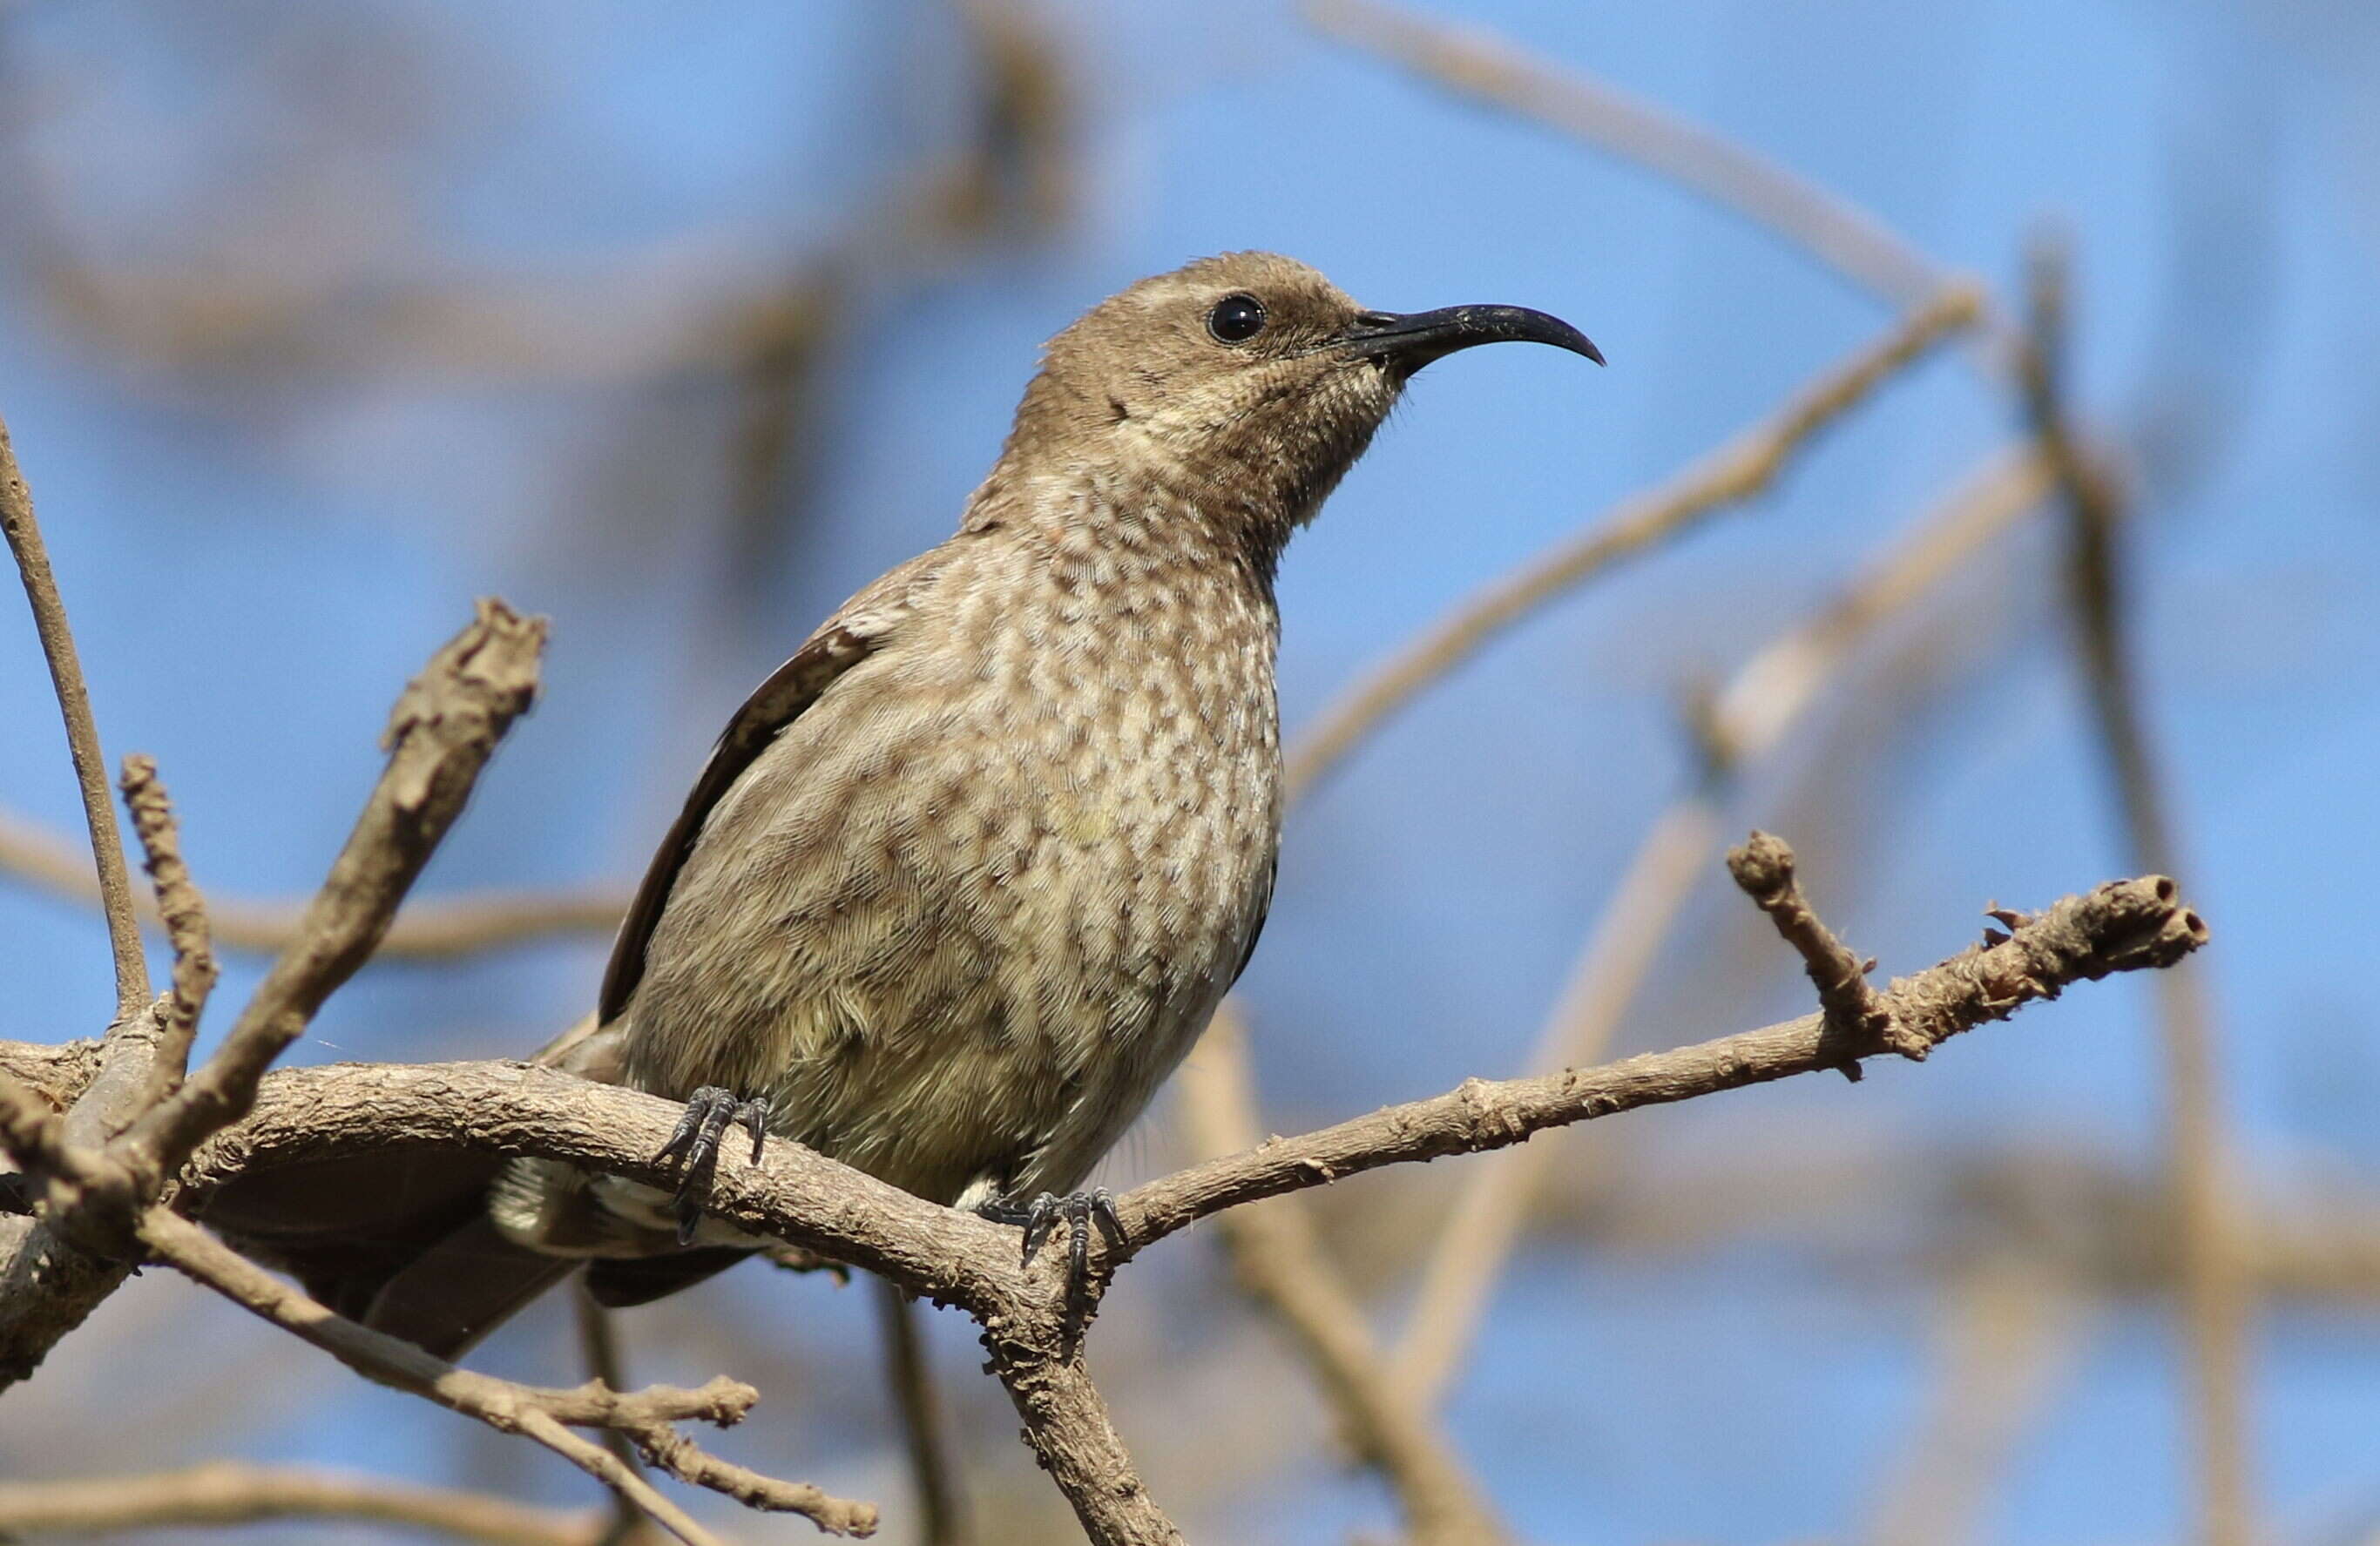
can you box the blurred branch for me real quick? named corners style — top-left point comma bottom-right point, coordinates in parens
top-left (1285, 285), bottom-right (1980, 801)
top-left (1177, 1004), bottom-right (1508, 1546)
top-left (876, 1278), bottom-right (974, 1546)
top-left (0, 410), bottom-right (148, 1016)
top-left (1304, 0), bottom-right (1952, 311)
top-left (137, 1207), bottom-right (873, 1544)
top-left (0, 1462), bottom-right (612, 1546)
top-left (1389, 444), bottom-right (2054, 1405)
top-left (1869, 1261), bottom-right (2086, 1546)
top-left (1389, 798), bottom-right (1716, 1407)
top-left (0, 806), bottom-right (626, 958)
top-left (2020, 238), bottom-right (2251, 1546)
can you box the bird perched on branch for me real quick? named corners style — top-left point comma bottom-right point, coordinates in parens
top-left (212, 251), bottom-right (1599, 1355)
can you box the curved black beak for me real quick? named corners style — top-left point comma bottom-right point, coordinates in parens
top-left (1334, 304), bottom-right (1605, 375)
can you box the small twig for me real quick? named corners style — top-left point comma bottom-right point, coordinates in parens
top-left (1177, 1005), bottom-right (1508, 1546)
top-left (1727, 830), bottom-right (1917, 1067)
top-left (0, 1462), bottom-right (610, 1546)
top-left (1389, 444), bottom-right (2055, 1405)
top-left (136, 1207), bottom-right (876, 1542)
top-left (875, 1278), bottom-right (973, 1546)
top-left (0, 806), bottom-right (626, 960)
top-left (2020, 236), bottom-right (2252, 1546)
top-left (121, 598), bottom-right (548, 1187)
top-left (116, 756), bottom-right (217, 1112)
top-left (1284, 286), bottom-right (1980, 800)
top-left (0, 411), bottom-right (149, 1017)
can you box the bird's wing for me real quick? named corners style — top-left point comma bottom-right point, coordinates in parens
top-left (597, 548), bottom-right (944, 1024)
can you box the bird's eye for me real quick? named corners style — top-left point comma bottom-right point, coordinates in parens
top-left (1206, 293), bottom-right (1268, 344)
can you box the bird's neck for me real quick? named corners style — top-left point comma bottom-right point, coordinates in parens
top-left (962, 457), bottom-right (1302, 592)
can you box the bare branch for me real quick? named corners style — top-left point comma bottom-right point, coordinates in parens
top-left (1386, 800), bottom-right (1718, 1406)
top-left (135, 1207), bottom-right (877, 1542)
top-left (0, 410), bottom-right (149, 1016)
top-left (1869, 1262), bottom-right (2086, 1546)
top-left (0, 805), bottom-right (625, 959)
top-left (1285, 286), bottom-right (1980, 800)
top-left (1177, 1005), bottom-right (1508, 1546)
top-left (116, 755), bottom-right (218, 1111)
top-left (978, 1330), bottom-right (1181, 1546)
top-left (2020, 237), bottom-right (2252, 1546)
top-left (1727, 830), bottom-right (1914, 1065)
top-left (0, 1462), bottom-right (609, 1546)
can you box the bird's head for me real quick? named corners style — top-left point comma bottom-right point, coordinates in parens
top-left (979, 252), bottom-right (1601, 557)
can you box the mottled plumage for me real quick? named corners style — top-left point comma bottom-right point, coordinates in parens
top-left (315, 252), bottom-right (1597, 1352)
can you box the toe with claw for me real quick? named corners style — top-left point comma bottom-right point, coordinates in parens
top-left (980, 1187), bottom-right (1127, 1291)
top-left (654, 1086), bottom-right (771, 1245)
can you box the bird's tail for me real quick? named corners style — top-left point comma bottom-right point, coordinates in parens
top-left (200, 1013), bottom-right (697, 1360)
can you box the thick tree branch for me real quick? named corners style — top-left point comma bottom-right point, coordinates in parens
top-left (0, 1462), bottom-right (610, 1546)
top-left (978, 1330), bottom-right (1180, 1546)
top-left (1284, 286), bottom-right (1979, 800)
top-left (0, 862), bottom-right (2202, 1546)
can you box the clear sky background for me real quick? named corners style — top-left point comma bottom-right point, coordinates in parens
top-left (3, 1), bottom-right (2377, 1542)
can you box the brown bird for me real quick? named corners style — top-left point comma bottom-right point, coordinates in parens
top-left (212, 252), bottom-right (1599, 1354)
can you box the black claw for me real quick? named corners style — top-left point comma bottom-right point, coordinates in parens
top-left (742, 1097), bottom-right (769, 1165)
top-left (978, 1187), bottom-right (1129, 1293)
top-left (1018, 1192), bottom-right (1064, 1266)
top-left (1089, 1187), bottom-right (1126, 1250)
top-left (1066, 1192), bottom-right (1092, 1286)
top-left (655, 1087), bottom-right (770, 1246)
top-left (656, 1098), bottom-right (708, 1168)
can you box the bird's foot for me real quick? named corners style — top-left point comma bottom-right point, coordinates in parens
top-left (654, 1087), bottom-right (769, 1245)
top-left (979, 1187), bottom-right (1127, 1292)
